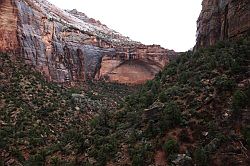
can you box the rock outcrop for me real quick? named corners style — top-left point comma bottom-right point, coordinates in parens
top-left (196, 0), bottom-right (250, 48)
top-left (0, 0), bottom-right (174, 84)
top-left (0, 0), bottom-right (19, 52)
top-left (96, 45), bottom-right (173, 84)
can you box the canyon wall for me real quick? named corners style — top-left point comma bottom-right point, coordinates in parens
top-left (0, 0), bottom-right (174, 85)
top-left (0, 0), bottom-right (19, 52)
top-left (96, 45), bottom-right (171, 84)
top-left (196, 0), bottom-right (250, 48)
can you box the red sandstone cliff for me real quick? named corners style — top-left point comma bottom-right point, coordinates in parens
top-left (96, 45), bottom-right (174, 84)
top-left (0, 0), bottom-right (175, 84)
top-left (196, 0), bottom-right (250, 48)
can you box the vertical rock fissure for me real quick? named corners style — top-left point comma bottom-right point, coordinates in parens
top-left (223, 4), bottom-right (229, 39)
top-left (76, 48), bottom-right (85, 81)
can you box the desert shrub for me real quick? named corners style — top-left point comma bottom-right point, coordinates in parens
top-left (161, 102), bottom-right (182, 129)
top-left (10, 148), bottom-right (25, 163)
top-left (231, 58), bottom-right (242, 74)
top-left (160, 61), bottom-right (177, 81)
top-left (29, 137), bottom-right (44, 147)
top-left (131, 153), bottom-right (144, 166)
top-left (194, 147), bottom-right (209, 166)
top-left (178, 71), bottom-right (192, 84)
top-left (63, 129), bottom-right (82, 143)
top-left (95, 148), bottom-right (108, 166)
top-left (206, 54), bottom-right (217, 70)
top-left (0, 129), bottom-right (9, 148)
top-left (179, 129), bottom-right (190, 142)
top-left (145, 80), bottom-right (154, 91)
top-left (232, 90), bottom-right (248, 113)
top-left (129, 143), bottom-right (152, 166)
top-left (26, 152), bottom-right (46, 166)
top-left (145, 120), bottom-right (159, 138)
top-left (165, 86), bottom-right (182, 97)
top-left (139, 92), bottom-right (155, 107)
top-left (159, 91), bottom-right (168, 102)
top-left (213, 47), bottom-right (236, 71)
top-left (215, 76), bottom-right (236, 91)
top-left (242, 127), bottom-right (250, 147)
top-left (190, 74), bottom-right (203, 87)
top-left (150, 80), bottom-right (160, 94)
top-left (90, 117), bottom-right (99, 128)
top-left (162, 139), bottom-right (179, 155)
top-left (50, 157), bottom-right (61, 166)
top-left (164, 65), bottom-right (177, 76)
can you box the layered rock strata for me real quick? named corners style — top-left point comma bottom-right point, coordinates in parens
top-left (96, 45), bottom-right (171, 84)
top-left (0, 0), bottom-right (174, 84)
top-left (196, 0), bottom-right (250, 48)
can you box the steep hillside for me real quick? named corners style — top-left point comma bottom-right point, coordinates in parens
top-left (1, 38), bottom-right (248, 166)
top-left (0, 0), bottom-right (174, 84)
top-left (115, 38), bottom-right (250, 165)
top-left (0, 53), bottom-right (138, 165)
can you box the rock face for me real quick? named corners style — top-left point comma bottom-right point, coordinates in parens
top-left (196, 0), bottom-right (250, 48)
top-left (0, 0), bottom-right (174, 84)
top-left (96, 45), bottom-right (173, 84)
top-left (0, 0), bottom-right (19, 52)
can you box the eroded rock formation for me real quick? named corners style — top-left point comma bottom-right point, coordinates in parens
top-left (196, 0), bottom-right (250, 48)
top-left (96, 45), bottom-right (173, 84)
top-left (0, 0), bottom-right (19, 52)
top-left (0, 0), bottom-right (174, 84)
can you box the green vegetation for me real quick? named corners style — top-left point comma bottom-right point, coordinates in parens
top-left (242, 127), bottom-right (250, 147)
top-left (115, 38), bottom-right (250, 165)
top-left (232, 90), bottom-right (248, 113)
top-left (194, 147), bottom-right (209, 166)
top-left (0, 53), bottom-right (137, 165)
top-left (162, 139), bottom-right (179, 155)
top-left (0, 38), bottom-right (249, 165)
top-left (162, 102), bottom-right (182, 128)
